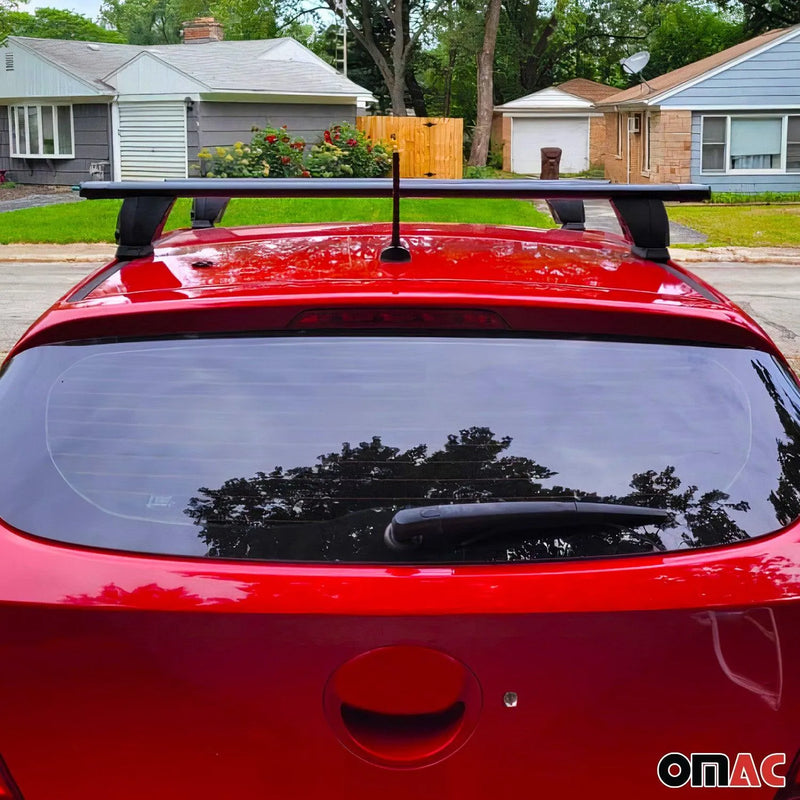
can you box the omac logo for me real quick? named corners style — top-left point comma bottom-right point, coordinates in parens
top-left (657, 752), bottom-right (786, 789)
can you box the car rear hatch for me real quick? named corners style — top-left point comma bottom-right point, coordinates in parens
top-left (0, 332), bottom-right (799, 798)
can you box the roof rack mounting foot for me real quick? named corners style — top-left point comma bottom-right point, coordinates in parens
top-left (611, 197), bottom-right (671, 263)
top-left (115, 196), bottom-right (176, 260)
top-left (547, 199), bottom-right (586, 231)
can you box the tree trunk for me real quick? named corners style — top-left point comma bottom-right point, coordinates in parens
top-left (406, 68), bottom-right (428, 117)
top-left (389, 0), bottom-right (408, 114)
top-left (443, 47), bottom-right (456, 117)
top-left (467, 0), bottom-right (502, 166)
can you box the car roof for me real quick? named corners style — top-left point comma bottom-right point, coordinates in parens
top-left (75, 223), bottom-right (716, 306)
top-left (9, 222), bottom-right (778, 357)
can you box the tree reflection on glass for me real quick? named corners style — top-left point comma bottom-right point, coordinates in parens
top-left (753, 361), bottom-right (800, 527)
top-left (185, 426), bottom-right (751, 563)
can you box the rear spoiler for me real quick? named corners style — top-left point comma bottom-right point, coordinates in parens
top-left (79, 179), bottom-right (711, 263)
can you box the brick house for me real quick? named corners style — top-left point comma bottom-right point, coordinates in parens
top-left (597, 25), bottom-right (800, 191)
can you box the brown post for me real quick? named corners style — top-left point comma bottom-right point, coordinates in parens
top-left (540, 147), bottom-right (562, 179)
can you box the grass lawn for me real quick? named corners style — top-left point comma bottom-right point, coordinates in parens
top-left (667, 204), bottom-right (800, 247)
top-left (0, 197), bottom-right (554, 244)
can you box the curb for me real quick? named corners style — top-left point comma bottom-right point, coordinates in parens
top-left (670, 247), bottom-right (800, 264)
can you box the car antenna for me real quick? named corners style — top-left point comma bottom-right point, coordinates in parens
top-left (380, 150), bottom-right (412, 263)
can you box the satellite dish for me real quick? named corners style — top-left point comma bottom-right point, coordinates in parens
top-left (620, 51), bottom-right (651, 75)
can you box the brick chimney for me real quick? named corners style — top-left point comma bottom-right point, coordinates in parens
top-left (182, 17), bottom-right (224, 43)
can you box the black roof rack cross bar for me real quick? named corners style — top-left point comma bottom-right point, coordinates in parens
top-left (80, 178), bottom-right (711, 201)
top-left (80, 179), bottom-right (711, 263)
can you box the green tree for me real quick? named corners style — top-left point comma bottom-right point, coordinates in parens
top-left (715, 0), bottom-right (799, 35)
top-left (99, 0), bottom-right (204, 44)
top-left (0, 7), bottom-right (125, 41)
top-left (644, 1), bottom-right (743, 78)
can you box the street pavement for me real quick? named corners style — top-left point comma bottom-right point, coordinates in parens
top-left (681, 261), bottom-right (800, 369)
top-left (0, 261), bottom-right (94, 354)
top-left (0, 259), bottom-right (797, 375)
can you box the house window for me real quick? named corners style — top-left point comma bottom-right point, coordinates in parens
top-left (701, 116), bottom-right (726, 172)
top-left (642, 113), bottom-right (651, 172)
top-left (701, 114), bottom-right (800, 174)
top-left (9, 104), bottom-right (74, 158)
top-left (730, 118), bottom-right (781, 170)
top-left (787, 116), bottom-right (800, 172)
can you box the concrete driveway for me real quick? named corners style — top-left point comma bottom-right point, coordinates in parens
top-left (0, 258), bottom-right (798, 375)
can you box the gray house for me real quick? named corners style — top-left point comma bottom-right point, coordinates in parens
top-left (0, 19), bottom-right (373, 184)
top-left (597, 25), bottom-right (800, 192)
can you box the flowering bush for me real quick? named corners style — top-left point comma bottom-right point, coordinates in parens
top-left (197, 142), bottom-right (255, 178)
top-left (248, 125), bottom-right (306, 178)
top-left (198, 122), bottom-right (388, 179)
top-left (307, 122), bottom-right (391, 178)
top-left (198, 126), bottom-right (306, 178)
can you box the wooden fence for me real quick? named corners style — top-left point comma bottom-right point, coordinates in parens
top-left (357, 117), bottom-right (463, 179)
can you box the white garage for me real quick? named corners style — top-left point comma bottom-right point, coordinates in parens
top-left (494, 78), bottom-right (617, 176)
top-left (510, 116), bottom-right (590, 174)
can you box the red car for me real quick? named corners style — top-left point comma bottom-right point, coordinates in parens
top-left (0, 177), bottom-right (799, 799)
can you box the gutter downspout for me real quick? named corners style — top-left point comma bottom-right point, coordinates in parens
top-left (110, 97), bottom-right (121, 181)
top-left (626, 111), bottom-right (631, 183)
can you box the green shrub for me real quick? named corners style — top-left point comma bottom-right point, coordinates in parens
top-left (463, 165), bottom-right (497, 179)
top-left (307, 122), bottom-right (391, 178)
top-left (487, 146), bottom-right (504, 171)
top-left (710, 191), bottom-right (800, 204)
top-left (199, 126), bottom-right (307, 179)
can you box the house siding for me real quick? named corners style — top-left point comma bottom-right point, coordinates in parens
top-left (690, 111), bottom-right (800, 191)
top-left (0, 103), bottom-right (111, 185)
top-left (192, 101), bottom-right (356, 169)
top-left (662, 36), bottom-right (800, 107)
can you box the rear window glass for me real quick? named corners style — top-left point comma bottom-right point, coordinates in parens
top-left (0, 335), bottom-right (798, 563)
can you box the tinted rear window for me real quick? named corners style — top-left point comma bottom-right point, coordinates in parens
top-left (1, 335), bottom-right (798, 563)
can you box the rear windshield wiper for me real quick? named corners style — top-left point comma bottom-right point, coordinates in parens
top-left (384, 501), bottom-right (671, 551)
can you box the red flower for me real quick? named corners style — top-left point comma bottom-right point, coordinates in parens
top-left (301, 170), bottom-right (311, 178)
top-left (281, 125), bottom-right (287, 129)
top-left (334, 132), bottom-right (341, 140)
top-left (281, 156), bottom-right (291, 164)
top-left (281, 136), bottom-right (290, 143)
top-left (265, 134), bottom-right (277, 143)
top-left (367, 144), bottom-right (373, 152)
top-left (324, 130), bottom-right (332, 144)
top-left (346, 138), bottom-right (357, 147)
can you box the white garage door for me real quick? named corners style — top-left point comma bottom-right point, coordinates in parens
top-left (117, 101), bottom-right (187, 181)
top-left (511, 117), bottom-right (589, 175)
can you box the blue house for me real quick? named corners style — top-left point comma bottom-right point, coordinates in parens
top-left (598, 25), bottom-right (800, 192)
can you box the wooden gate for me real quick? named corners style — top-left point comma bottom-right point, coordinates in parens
top-left (356, 117), bottom-right (463, 179)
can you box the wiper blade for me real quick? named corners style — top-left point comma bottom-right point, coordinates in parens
top-left (384, 501), bottom-right (671, 551)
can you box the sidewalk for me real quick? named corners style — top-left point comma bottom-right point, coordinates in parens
top-left (0, 244), bottom-right (114, 262)
top-left (1, 242), bottom-right (799, 265)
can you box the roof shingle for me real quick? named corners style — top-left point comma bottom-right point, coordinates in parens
top-left (10, 36), bottom-right (370, 97)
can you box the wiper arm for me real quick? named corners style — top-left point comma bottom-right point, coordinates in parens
top-left (384, 501), bottom-right (671, 551)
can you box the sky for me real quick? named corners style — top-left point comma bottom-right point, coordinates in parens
top-left (24, 0), bottom-right (105, 21)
